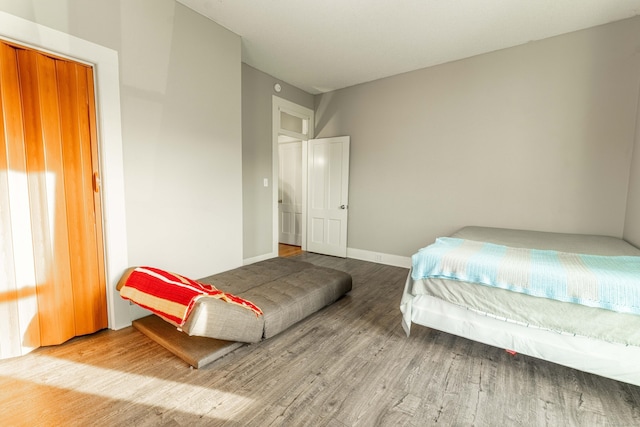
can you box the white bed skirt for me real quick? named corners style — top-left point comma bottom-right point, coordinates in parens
top-left (402, 294), bottom-right (640, 387)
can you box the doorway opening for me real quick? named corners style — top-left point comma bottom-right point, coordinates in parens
top-left (272, 97), bottom-right (314, 257)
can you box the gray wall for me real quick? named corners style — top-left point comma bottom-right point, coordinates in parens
top-left (315, 16), bottom-right (640, 256)
top-left (242, 63), bottom-right (314, 260)
top-left (624, 103), bottom-right (640, 247)
top-left (0, 0), bottom-right (244, 278)
top-left (6, 0), bottom-right (638, 270)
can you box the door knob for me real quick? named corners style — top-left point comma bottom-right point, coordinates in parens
top-left (339, 205), bottom-right (348, 209)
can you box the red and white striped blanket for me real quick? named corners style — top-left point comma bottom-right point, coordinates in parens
top-left (119, 266), bottom-right (263, 327)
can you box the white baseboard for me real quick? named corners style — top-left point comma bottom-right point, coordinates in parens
top-left (346, 247), bottom-right (411, 269)
top-left (243, 252), bottom-right (277, 266)
top-left (243, 248), bottom-right (410, 269)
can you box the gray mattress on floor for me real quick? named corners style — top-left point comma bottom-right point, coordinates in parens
top-left (181, 257), bottom-right (352, 342)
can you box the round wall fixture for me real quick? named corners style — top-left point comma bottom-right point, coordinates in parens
top-left (274, 83), bottom-right (282, 93)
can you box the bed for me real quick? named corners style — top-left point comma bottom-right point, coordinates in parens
top-left (400, 226), bottom-right (640, 387)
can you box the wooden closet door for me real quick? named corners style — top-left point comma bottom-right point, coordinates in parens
top-left (55, 60), bottom-right (107, 336)
top-left (0, 41), bottom-right (42, 358)
top-left (0, 41), bottom-right (106, 353)
top-left (17, 48), bottom-right (77, 346)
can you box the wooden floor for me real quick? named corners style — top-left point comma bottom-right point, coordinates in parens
top-left (1, 253), bottom-right (639, 426)
top-left (278, 243), bottom-right (303, 257)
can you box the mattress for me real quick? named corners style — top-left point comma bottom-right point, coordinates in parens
top-left (184, 257), bottom-right (352, 341)
top-left (400, 226), bottom-right (640, 386)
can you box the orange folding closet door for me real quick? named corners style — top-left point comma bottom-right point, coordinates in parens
top-left (0, 41), bottom-right (106, 356)
top-left (54, 58), bottom-right (107, 337)
top-left (0, 41), bottom-right (41, 357)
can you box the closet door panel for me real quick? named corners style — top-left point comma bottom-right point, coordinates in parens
top-left (56, 60), bottom-right (107, 334)
top-left (17, 49), bottom-right (75, 346)
top-left (0, 42), bottom-right (41, 357)
top-left (86, 66), bottom-right (107, 329)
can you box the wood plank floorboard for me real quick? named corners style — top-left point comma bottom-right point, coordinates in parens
top-left (0, 253), bottom-right (639, 426)
top-left (278, 244), bottom-right (303, 258)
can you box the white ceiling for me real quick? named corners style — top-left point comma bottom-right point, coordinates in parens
top-left (177, 0), bottom-right (640, 94)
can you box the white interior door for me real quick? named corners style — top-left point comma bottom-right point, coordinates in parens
top-left (278, 140), bottom-right (302, 245)
top-left (307, 136), bottom-right (350, 257)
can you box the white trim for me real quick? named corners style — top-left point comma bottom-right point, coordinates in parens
top-left (242, 248), bottom-right (411, 268)
top-left (244, 248), bottom-right (410, 269)
top-left (0, 11), bottom-right (130, 330)
top-left (243, 252), bottom-right (277, 266)
top-left (301, 139), bottom-right (308, 250)
top-left (272, 96), bottom-right (314, 254)
top-left (347, 247), bottom-right (412, 268)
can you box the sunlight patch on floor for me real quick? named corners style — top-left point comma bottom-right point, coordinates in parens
top-left (0, 354), bottom-right (253, 419)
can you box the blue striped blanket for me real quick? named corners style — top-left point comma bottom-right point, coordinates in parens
top-left (411, 238), bottom-right (640, 315)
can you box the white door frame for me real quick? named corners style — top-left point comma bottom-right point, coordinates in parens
top-left (272, 96), bottom-right (314, 256)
